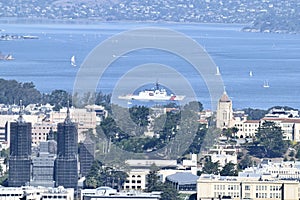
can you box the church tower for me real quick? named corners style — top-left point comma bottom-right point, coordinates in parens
top-left (216, 91), bottom-right (233, 129)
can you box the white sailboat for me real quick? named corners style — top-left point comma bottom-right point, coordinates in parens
top-left (216, 66), bottom-right (221, 75)
top-left (263, 80), bottom-right (270, 88)
top-left (71, 55), bottom-right (76, 67)
top-left (249, 70), bottom-right (253, 77)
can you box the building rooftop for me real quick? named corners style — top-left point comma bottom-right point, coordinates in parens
top-left (219, 91), bottom-right (231, 103)
top-left (166, 172), bottom-right (199, 185)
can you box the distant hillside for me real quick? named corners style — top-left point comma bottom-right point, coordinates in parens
top-left (0, 0), bottom-right (299, 33)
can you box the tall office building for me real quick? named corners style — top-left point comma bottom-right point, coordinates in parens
top-left (79, 135), bottom-right (95, 177)
top-left (55, 107), bottom-right (78, 189)
top-left (8, 105), bottom-right (32, 187)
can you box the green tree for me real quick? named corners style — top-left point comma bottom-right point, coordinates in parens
top-left (183, 101), bottom-right (203, 112)
top-left (85, 160), bottom-right (128, 189)
top-left (256, 121), bottom-right (287, 158)
top-left (202, 158), bottom-right (220, 175)
top-left (0, 79), bottom-right (41, 106)
top-left (146, 164), bottom-right (160, 192)
top-left (129, 106), bottom-right (150, 136)
top-left (223, 127), bottom-right (239, 140)
top-left (43, 89), bottom-right (71, 111)
top-left (238, 155), bottom-right (252, 170)
top-left (85, 160), bottom-right (104, 188)
top-left (159, 183), bottom-right (179, 200)
top-left (242, 108), bottom-right (267, 120)
top-left (146, 164), bottom-right (179, 200)
top-left (185, 125), bottom-right (207, 154)
top-left (220, 162), bottom-right (238, 176)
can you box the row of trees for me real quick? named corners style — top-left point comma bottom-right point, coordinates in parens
top-left (99, 101), bottom-right (205, 154)
top-left (0, 78), bottom-right (111, 111)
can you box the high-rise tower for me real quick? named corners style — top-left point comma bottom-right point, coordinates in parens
top-left (55, 105), bottom-right (78, 188)
top-left (8, 101), bottom-right (32, 187)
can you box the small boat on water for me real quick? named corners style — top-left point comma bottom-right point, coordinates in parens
top-left (118, 82), bottom-right (185, 101)
top-left (5, 54), bottom-right (14, 60)
top-left (263, 80), bottom-right (270, 88)
top-left (71, 55), bottom-right (76, 67)
top-left (0, 52), bottom-right (14, 60)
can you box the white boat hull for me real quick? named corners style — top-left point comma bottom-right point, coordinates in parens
top-left (118, 95), bottom-right (185, 101)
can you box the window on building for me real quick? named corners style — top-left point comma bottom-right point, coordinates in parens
top-left (245, 185), bottom-right (250, 190)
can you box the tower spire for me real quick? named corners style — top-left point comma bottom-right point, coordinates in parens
top-left (17, 100), bottom-right (25, 123)
top-left (64, 100), bottom-right (71, 124)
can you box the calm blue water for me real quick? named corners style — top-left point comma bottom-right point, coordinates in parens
top-left (1, 22), bottom-right (300, 110)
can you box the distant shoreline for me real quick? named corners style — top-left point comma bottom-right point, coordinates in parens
top-left (1, 17), bottom-right (298, 35)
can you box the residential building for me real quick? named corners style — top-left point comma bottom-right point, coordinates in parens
top-left (55, 107), bottom-right (78, 189)
top-left (242, 120), bottom-right (260, 138)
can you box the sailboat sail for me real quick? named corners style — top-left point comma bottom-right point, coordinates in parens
top-left (71, 55), bottom-right (76, 67)
top-left (216, 66), bottom-right (221, 75)
top-left (249, 71), bottom-right (253, 77)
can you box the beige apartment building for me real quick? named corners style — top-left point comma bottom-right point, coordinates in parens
top-left (32, 122), bottom-right (57, 146)
top-left (123, 169), bottom-right (149, 190)
top-left (197, 175), bottom-right (299, 200)
top-left (50, 108), bottom-right (97, 140)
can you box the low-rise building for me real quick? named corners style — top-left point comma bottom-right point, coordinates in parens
top-left (0, 186), bottom-right (74, 200)
top-left (81, 187), bottom-right (160, 200)
top-left (166, 172), bottom-right (198, 192)
top-left (123, 169), bottom-right (149, 190)
top-left (207, 145), bottom-right (237, 167)
top-left (240, 159), bottom-right (300, 180)
top-left (197, 174), bottom-right (299, 200)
